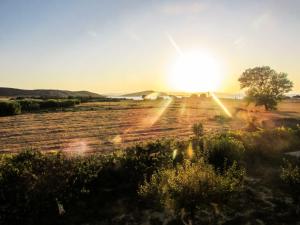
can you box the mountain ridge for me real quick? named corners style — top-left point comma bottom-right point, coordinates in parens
top-left (0, 87), bottom-right (104, 98)
top-left (122, 90), bottom-right (168, 97)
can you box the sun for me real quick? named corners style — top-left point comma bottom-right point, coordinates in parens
top-left (168, 50), bottom-right (222, 92)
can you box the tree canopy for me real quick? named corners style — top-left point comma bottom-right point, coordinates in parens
top-left (239, 66), bottom-right (293, 110)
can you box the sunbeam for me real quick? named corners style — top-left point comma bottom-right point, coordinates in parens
top-left (210, 92), bottom-right (232, 117)
top-left (142, 98), bottom-right (173, 127)
top-left (111, 96), bottom-right (173, 146)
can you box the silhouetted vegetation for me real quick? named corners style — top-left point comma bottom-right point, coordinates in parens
top-left (1, 123), bottom-right (300, 224)
top-left (280, 158), bottom-right (300, 202)
top-left (0, 99), bottom-right (81, 115)
top-left (239, 66), bottom-right (293, 110)
top-left (0, 101), bottom-right (21, 116)
top-left (38, 99), bottom-right (80, 109)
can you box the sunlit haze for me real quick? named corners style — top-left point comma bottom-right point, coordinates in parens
top-left (1, 0), bottom-right (300, 94)
top-left (168, 50), bottom-right (222, 92)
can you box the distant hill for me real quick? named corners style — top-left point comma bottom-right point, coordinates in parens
top-left (0, 87), bottom-right (104, 98)
top-left (122, 90), bottom-right (168, 97)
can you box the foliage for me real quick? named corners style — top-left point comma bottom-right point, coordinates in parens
top-left (17, 99), bottom-right (41, 111)
top-left (238, 127), bottom-right (300, 165)
top-left (203, 134), bottom-right (245, 171)
top-left (239, 66), bottom-right (293, 110)
top-left (192, 122), bottom-right (204, 138)
top-left (280, 159), bottom-right (300, 201)
top-left (281, 159), bottom-right (300, 185)
top-left (0, 100), bottom-right (21, 116)
top-left (213, 114), bottom-right (231, 123)
top-left (0, 150), bottom-right (104, 224)
top-left (1, 124), bottom-right (300, 224)
top-left (0, 139), bottom-right (175, 225)
top-left (138, 160), bottom-right (245, 216)
top-left (1, 99), bottom-right (81, 115)
top-left (39, 99), bottom-right (80, 109)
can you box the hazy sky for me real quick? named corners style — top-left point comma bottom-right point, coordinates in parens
top-left (0, 0), bottom-right (299, 94)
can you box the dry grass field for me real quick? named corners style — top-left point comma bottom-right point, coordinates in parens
top-left (1, 98), bottom-right (300, 153)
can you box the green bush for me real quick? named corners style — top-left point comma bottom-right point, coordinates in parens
top-left (60, 99), bottom-right (80, 107)
top-left (213, 114), bottom-right (231, 123)
top-left (17, 99), bottom-right (41, 111)
top-left (192, 122), bottom-right (204, 138)
top-left (39, 99), bottom-right (80, 109)
top-left (281, 159), bottom-right (300, 185)
top-left (0, 150), bottom-right (105, 225)
top-left (0, 139), bottom-right (175, 225)
top-left (0, 101), bottom-right (21, 116)
top-left (280, 159), bottom-right (300, 201)
top-left (117, 139), bottom-right (174, 185)
top-left (138, 160), bottom-right (245, 216)
top-left (239, 127), bottom-right (300, 164)
top-left (0, 99), bottom-right (80, 116)
top-left (203, 135), bottom-right (245, 171)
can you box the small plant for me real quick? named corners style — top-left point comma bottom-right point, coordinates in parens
top-left (280, 159), bottom-right (300, 185)
top-left (192, 122), bottom-right (204, 138)
top-left (213, 114), bottom-right (231, 123)
top-left (280, 159), bottom-right (300, 201)
top-left (17, 99), bottom-right (41, 111)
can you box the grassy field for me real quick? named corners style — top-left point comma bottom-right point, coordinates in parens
top-left (1, 98), bottom-right (300, 153)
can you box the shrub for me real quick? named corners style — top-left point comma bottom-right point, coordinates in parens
top-left (280, 159), bottom-right (300, 201)
top-left (0, 101), bottom-right (21, 116)
top-left (192, 122), bottom-right (204, 138)
top-left (0, 150), bottom-right (104, 225)
top-left (39, 99), bottom-right (80, 109)
top-left (240, 127), bottom-right (300, 164)
top-left (213, 114), bottom-right (231, 123)
top-left (60, 99), bottom-right (80, 107)
top-left (138, 160), bottom-right (245, 217)
top-left (203, 135), bottom-right (245, 171)
top-left (280, 159), bottom-right (300, 185)
top-left (0, 140), bottom-right (175, 225)
top-left (17, 99), bottom-right (41, 111)
top-left (117, 139), bottom-right (174, 185)
top-left (39, 99), bottom-right (60, 108)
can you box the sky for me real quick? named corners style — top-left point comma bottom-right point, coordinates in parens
top-left (0, 0), bottom-right (300, 94)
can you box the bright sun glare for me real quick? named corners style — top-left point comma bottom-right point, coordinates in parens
top-left (169, 51), bottom-right (221, 92)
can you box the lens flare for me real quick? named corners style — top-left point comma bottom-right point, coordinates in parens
top-left (210, 92), bottom-right (232, 117)
top-left (111, 97), bottom-right (173, 146)
top-left (173, 149), bottom-right (178, 159)
top-left (142, 98), bottom-right (173, 127)
top-left (187, 142), bottom-right (194, 158)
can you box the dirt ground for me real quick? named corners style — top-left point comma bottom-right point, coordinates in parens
top-left (1, 98), bottom-right (300, 153)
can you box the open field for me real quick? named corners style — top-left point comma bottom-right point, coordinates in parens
top-left (1, 98), bottom-right (300, 153)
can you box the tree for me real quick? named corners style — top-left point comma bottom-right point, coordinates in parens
top-left (238, 66), bottom-right (293, 110)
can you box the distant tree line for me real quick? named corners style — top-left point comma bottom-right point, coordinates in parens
top-left (0, 99), bottom-right (81, 116)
